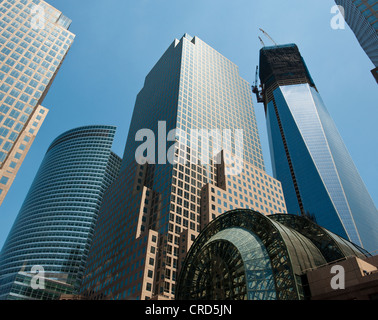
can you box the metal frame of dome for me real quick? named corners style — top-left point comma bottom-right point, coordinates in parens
top-left (176, 209), bottom-right (370, 300)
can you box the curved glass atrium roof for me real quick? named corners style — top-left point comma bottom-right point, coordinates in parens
top-left (176, 209), bottom-right (370, 300)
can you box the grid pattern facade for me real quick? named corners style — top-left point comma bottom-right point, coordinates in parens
top-left (176, 34), bottom-right (265, 170)
top-left (335, 0), bottom-right (378, 66)
top-left (1, 272), bottom-right (75, 300)
top-left (200, 152), bottom-right (286, 227)
top-left (260, 44), bottom-right (378, 254)
top-left (80, 34), bottom-right (268, 300)
top-left (0, 0), bottom-right (75, 206)
top-left (0, 125), bottom-right (121, 300)
top-left (177, 151), bottom-right (287, 275)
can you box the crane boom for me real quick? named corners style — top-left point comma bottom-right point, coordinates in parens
top-left (258, 36), bottom-right (265, 47)
top-left (259, 28), bottom-right (278, 46)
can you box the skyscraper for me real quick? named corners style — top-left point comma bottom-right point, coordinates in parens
top-left (0, 0), bottom-right (75, 206)
top-left (256, 43), bottom-right (378, 253)
top-left (80, 34), bottom-right (286, 300)
top-left (0, 125), bottom-right (121, 300)
top-left (334, 0), bottom-right (378, 81)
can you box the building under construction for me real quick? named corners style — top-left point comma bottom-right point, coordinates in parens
top-left (253, 43), bottom-right (316, 110)
top-left (254, 42), bottom-right (378, 254)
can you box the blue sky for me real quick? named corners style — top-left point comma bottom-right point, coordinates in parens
top-left (0, 0), bottom-right (377, 249)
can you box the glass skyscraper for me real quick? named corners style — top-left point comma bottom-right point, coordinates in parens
top-left (334, 0), bottom-right (378, 81)
top-left (0, 125), bottom-right (121, 300)
top-left (0, 0), bottom-right (75, 206)
top-left (257, 43), bottom-right (378, 254)
top-left (79, 34), bottom-right (287, 301)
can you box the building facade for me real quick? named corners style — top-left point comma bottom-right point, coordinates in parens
top-left (306, 254), bottom-right (378, 300)
top-left (177, 150), bottom-right (287, 274)
top-left (0, 125), bottom-right (121, 300)
top-left (176, 209), bottom-right (371, 300)
top-left (79, 34), bottom-right (286, 300)
top-left (0, 0), bottom-right (75, 206)
top-left (256, 44), bottom-right (378, 253)
top-left (334, 0), bottom-right (378, 81)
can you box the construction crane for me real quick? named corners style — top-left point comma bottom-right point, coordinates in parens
top-left (259, 28), bottom-right (278, 46)
top-left (258, 36), bottom-right (265, 47)
top-left (252, 65), bottom-right (264, 103)
top-left (253, 66), bottom-right (259, 89)
top-left (253, 29), bottom-right (276, 104)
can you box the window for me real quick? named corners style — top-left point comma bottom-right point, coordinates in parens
top-left (9, 110), bottom-right (20, 119)
top-left (8, 132), bottom-right (18, 142)
top-left (0, 105), bottom-right (10, 113)
top-left (3, 118), bottom-right (15, 128)
top-left (14, 123), bottom-right (23, 132)
top-left (0, 128), bottom-right (9, 137)
top-left (2, 142), bottom-right (12, 151)
top-left (0, 176), bottom-right (9, 185)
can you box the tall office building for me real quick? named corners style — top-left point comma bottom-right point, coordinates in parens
top-left (0, 125), bottom-right (121, 300)
top-left (256, 43), bottom-right (378, 254)
top-left (0, 0), bottom-right (75, 206)
top-left (80, 34), bottom-right (286, 300)
top-left (334, 0), bottom-right (378, 81)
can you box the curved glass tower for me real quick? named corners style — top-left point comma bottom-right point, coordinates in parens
top-left (258, 44), bottom-right (378, 254)
top-left (0, 125), bottom-right (121, 300)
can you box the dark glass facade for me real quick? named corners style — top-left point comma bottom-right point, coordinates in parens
top-left (0, 125), bottom-right (121, 300)
top-left (259, 44), bottom-right (378, 253)
top-left (176, 209), bottom-right (370, 300)
top-left (335, 0), bottom-right (378, 68)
